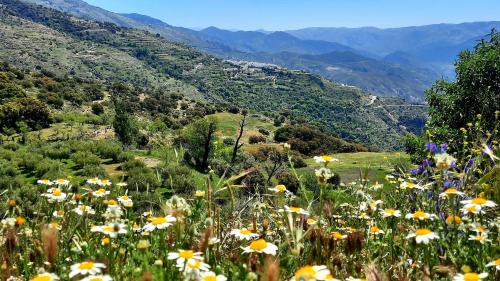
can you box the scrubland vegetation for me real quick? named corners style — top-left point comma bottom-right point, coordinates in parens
top-left (0, 0), bottom-right (499, 280)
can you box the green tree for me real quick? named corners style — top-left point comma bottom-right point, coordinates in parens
top-left (113, 100), bottom-right (138, 147)
top-left (180, 118), bottom-right (217, 172)
top-left (425, 30), bottom-right (500, 145)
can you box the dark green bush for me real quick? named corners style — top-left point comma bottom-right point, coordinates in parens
top-left (71, 151), bottom-right (101, 169)
top-left (159, 163), bottom-right (196, 195)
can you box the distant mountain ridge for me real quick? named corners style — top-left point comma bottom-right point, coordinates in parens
top-left (0, 0), bottom-right (428, 150)
top-left (287, 22), bottom-right (500, 77)
top-left (17, 0), bottom-right (498, 100)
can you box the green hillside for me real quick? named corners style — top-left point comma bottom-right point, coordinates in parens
top-left (0, 0), bottom-right (426, 149)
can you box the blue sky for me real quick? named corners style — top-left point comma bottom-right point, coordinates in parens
top-left (85, 0), bottom-right (500, 30)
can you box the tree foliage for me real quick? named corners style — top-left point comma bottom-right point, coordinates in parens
top-left (113, 100), bottom-right (138, 147)
top-left (425, 30), bottom-right (500, 145)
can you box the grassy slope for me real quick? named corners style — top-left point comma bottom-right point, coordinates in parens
top-left (0, 0), bottom-right (426, 149)
top-left (299, 152), bottom-right (409, 183)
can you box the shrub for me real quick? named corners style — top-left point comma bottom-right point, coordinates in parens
top-left (91, 103), bottom-right (104, 115)
top-left (159, 163), bottom-right (196, 195)
top-left (248, 135), bottom-right (266, 144)
top-left (258, 128), bottom-right (270, 136)
top-left (78, 164), bottom-right (107, 178)
top-left (222, 138), bottom-right (235, 146)
top-left (71, 151), bottom-right (102, 168)
top-left (95, 141), bottom-right (122, 162)
top-left (126, 166), bottom-right (160, 192)
top-left (34, 159), bottom-right (66, 178)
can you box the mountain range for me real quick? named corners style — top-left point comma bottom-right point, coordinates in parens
top-left (0, 0), bottom-right (429, 150)
top-left (18, 0), bottom-right (500, 101)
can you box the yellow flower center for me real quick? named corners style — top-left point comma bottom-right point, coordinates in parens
top-left (187, 260), bottom-right (201, 269)
top-left (331, 232), bottom-right (343, 239)
top-left (289, 207), bottom-right (301, 213)
top-left (446, 215), bottom-right (461, 224)
top-left (121, 195), bottom-right (129, 200)
top-left (385, 209), bottom-right (395, 215)
top-left (57, 179), bottom-right (66, 183)
top-left (473, 235), bottom-right (485, 241)
top-left (495, 258), bottom-right (500, 265)
top-left (203, 276), bottom-right (217, 281)
top-left (445, 188), bottom-right (458, 194)
top-left (415, 228), bottom-right (432, 236)
top-left (275, 185), bottom-right (286, 191)
top-left (471, 198), bottom-right (486, 205)
top-left (249, 239), bottom-right (267, 251)
top-left (97, 189), bottom-right (106, 193)
top-left (307, 218), bottom-right (316, 224)
top-left (79, 261), bottom-right (95, 270)
top-left (295, 266), bottom-right (317, 280)
top-left (463, 273), bottom-right (481, 281)
top-left (53, 189), bottom-right (62, 196)
top-left (466, 206), bottom-right (478, 213)
top-left (321, 155), bottom-right (333, 161)
top-left (102, 226), bottom-right (115, 233)
top-left (107, 199), bottom-right (118, 205)
top-left (179, 250), bottom-right (194, 259)
top-left (32, 275), bottom-right (52, 281)
top-left (240, 229), bottom-right (252, 235)
top-left (149, 217), bottom-right (167, 225)
top-left (413, 211), bottom-right (426, 219)
top-left (370, 226), bottom-right (380, 233)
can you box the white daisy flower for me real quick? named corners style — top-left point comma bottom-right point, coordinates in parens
top-left (167, 250), bottom-right (203, 264)
top-left (37, 179), bottom-right (53, 186)
top-left (269, 184), bottom-right (288, 193)
top-left (52, 210), bottom-right (65, 218)
top-left (92, 188), bottom-right (110, 198)
top-left (461, 197), bottom-right (497, 209)
top-left (200, 271), bottom-right (227, 281)
top-left (468, 233), bottom-right (491, 244)
top-left (406, 228), bottom-right (439, 244)
top-left (177, 259), bottom-right (210, 274)
top-left (86, 177), bottom-right (100, 185)
top-left (368, 226), bottom-right (385, 235)
top-left (30, 272), bottom-right (60, 281)
top-left (73, 205), bottom-right (95, 216)
top-left (370, 181), bottom-right (383, 190)
top-left (439, 188), bottom-right (464, 198)
top-left (69, 261), bottom-right (106, 278)
top-left (292, 265), bottom-right (333, 281)
top-left (48, 222), bottom-right (62, 230)
top-left (91, 224), bottom-right (128, 238)
top-left (230, 228), bottom-right (260, 240)
top-left (143, 216), bottom-right (176, 232)
top-left (380, 208), bottom-right (401, 218)
top-left (117, 195), bottom-right (133, 207)
top-left (43, 188), bottom-right (67, 203)
top-left (242, 239), bottom-right (278, 255)
top-left (97, 179), bottom-right (112, 187)
top-left (405, 211), bottom-right (437, 221)
top-left (331, 232), bottom-right (347, 240)
top-left (452, 272), bottom-right (488, 281)
top-left (80, 275), bottom-right (113, 281)
top-left (54, 178), bottom-right (70, 186)
top-left (486, 258), bottom-right (500, 270)
top-left (313, 155), bottom-right (339, 164)
top-left (283, 206), bottom-right (310, 216)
